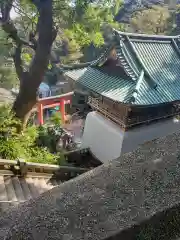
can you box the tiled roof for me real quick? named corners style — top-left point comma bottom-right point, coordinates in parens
top-left (66, 67), bottom-right (135, 103)
top-left (60, 46), bottom-right (111, 72)
top-left (64, 68), bottom-right (88, 81)
top-left (131, 40), bottom-right (180, 104)
top-left (64, 31), bottom-right (180, 105)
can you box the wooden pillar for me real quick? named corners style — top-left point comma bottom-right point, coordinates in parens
top-left (38, 103), bottom-right (44, 125)
top-left (60, 99), bottom-right (65, 123)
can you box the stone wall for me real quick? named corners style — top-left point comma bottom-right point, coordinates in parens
top-left (1, 131), bottom-right (180, 239)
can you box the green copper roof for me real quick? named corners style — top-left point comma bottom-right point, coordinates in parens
top-left (65, 68), bottom-right (88, 81)
top-left (66, 67), bottom-right (135, 103)
top-left (131, 40), bottom-right (180, 104)
top-left (64, 31), bottom-right (180, 105)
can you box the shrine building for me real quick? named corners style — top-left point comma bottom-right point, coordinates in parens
top-left (63, 30), bottom-right (180, 163)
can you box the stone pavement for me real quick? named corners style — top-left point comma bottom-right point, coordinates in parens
top-left (1, 132), bottom-right (180, 239)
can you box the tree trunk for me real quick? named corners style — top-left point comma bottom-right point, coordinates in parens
top-left (12, 74), bottom-right (38, 128)
top-left (3, 0), bottom-right (57, 128)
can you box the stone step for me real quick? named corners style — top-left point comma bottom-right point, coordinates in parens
top-left (20, 178), bottom-right (32, 201)
top-left (4, 176), bottom-right (18, 202)
top-left (11, 177), bottom-right (25, 202)
top-left (25, 177), bottom-right (40, 199)
top-left (51, 178), bottom-right (59, 187)
top-left (0, 175), bottom-right (62, 213)
top-left (33, 178), bottom-right (50, 195)
top-left (42, 178), bottom-right (55, 190)
top-left (0, 176), bottom-right (9, 212)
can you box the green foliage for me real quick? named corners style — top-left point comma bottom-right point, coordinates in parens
top-left (0, 138), bottom-right (25, 160)
top-left (36, 112), bottom-right (63, 153)
top-left (27, 146), bottom-right (59, 164)
top-left (0, 29), bottom-right (18, 89)
top-left (130, 5), bottom-right (171, 35)
top-left (50, 112), bottom-right (62, 126)
top-left (0, 64), bottom-right (18, 89)
top-left (22, 52), bottom-right (32, 66)
top-left (0, 105), bottom-right (21, 137)
top-left (57, 0), bottom-right (124, 63)
top-left (0, 0), bottom-right (125, 87)
top-left (63, 2), bottom-right (124, 49)
top-left (0, 105), bottom-right (64, 164)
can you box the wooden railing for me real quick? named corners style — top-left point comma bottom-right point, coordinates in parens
top-left (127, 102), bottom-right (180, 128)
top-left (88, 96), bottom-right (128, 129)
top-left (88, 96), bottom-right (180, 130)
top-left (0, 159), bottom-right (89, 180)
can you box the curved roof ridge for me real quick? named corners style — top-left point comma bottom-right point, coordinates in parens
top-left (114, 29), bottom-right (180, 40)
top-left (60, 46), bottom-right (113, 72)
top-left (60, 62), bottom-right (95, 71)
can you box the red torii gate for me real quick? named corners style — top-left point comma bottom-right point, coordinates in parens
top-left (37, 91), bottom-right (73, 125)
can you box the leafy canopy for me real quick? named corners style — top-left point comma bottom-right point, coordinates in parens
top-left (8, 0), bottom-right (124, 65)
top-left (130, 5), bottom-right (172, 35)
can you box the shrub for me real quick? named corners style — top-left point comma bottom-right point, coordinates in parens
top-left (49, 111), bottom-right (62, 125)
top-left (0, 104), bottom-right (65, 165)
top-left (36, 124), bottom-right (63, 153)
top-left (0, 104), bottom-right (21, 138)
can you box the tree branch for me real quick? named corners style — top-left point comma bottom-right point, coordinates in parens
top-left (1, 20), bottom-right (36, 50)
top-left (0, 0), bottom-right (37, 51)
top-left (0, 0), bottom-right (34, 82)
top-left (0, 0), bottom-right (57, 92)
top-left (29, 0), bottom-right (57, 88)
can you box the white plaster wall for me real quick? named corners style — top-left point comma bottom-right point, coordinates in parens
top-left (81, 112), bottom-right (125, 163)
top-left (81, 112), bottom-right (180, 163)
top-left (121, 117), bottom-right (180, 154)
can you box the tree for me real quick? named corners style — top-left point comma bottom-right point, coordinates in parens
top-left (0, 0), bottom-right (124, 127)
top-left (62, 0), bottom-right (124, 63)
top-left (0, 0), bottom-right (56, 127)
top-left (170, 4), bottom-right (180, 35)
top-left (0, 29), bottom-right (18, 89)
top-left (129, 5), bottom-right (171, 35)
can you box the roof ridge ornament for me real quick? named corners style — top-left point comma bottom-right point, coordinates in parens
top-left (119, 39), bottom-right (123, 48)
top-left (130, 70), bottom-right (144, 103)
top-left (59, 47), bottom-right (111, 72)
top-left (171, 39), bottom-right (180, 58)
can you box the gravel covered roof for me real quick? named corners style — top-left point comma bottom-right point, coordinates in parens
top-left (1, 131), bottom-right (180, 239)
